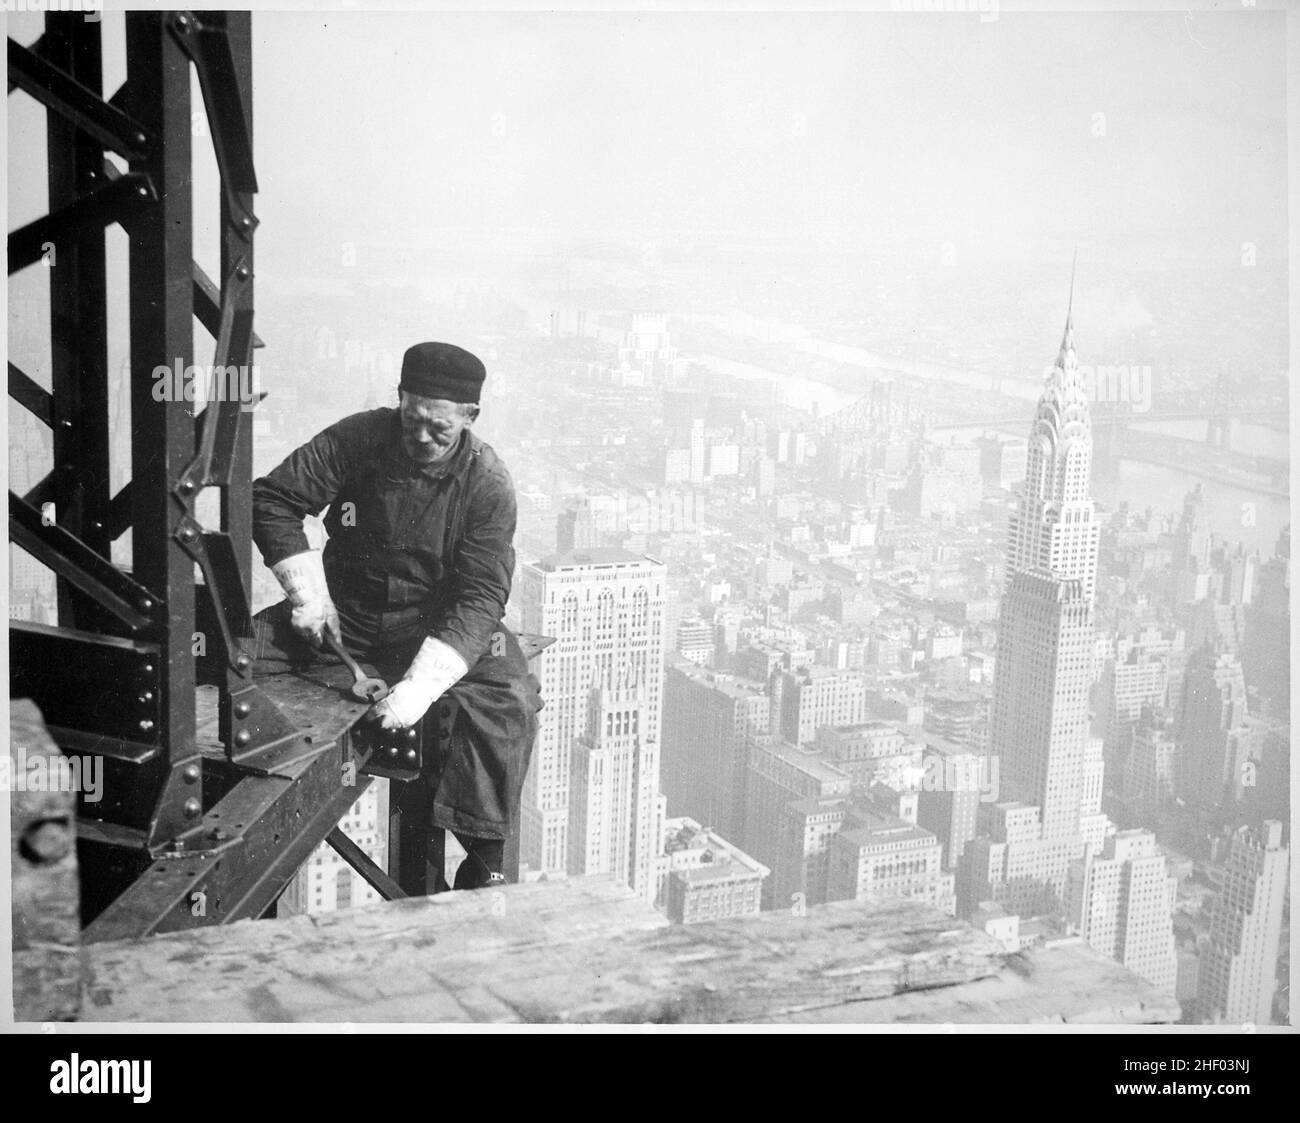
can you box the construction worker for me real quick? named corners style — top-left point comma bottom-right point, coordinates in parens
top-left (252, 342), bottom-right (541, 890)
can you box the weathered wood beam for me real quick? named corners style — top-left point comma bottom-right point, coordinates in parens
top-left (29, 867), bottom-right (1184, 1025)
top-left (11, 699), bottom-right (81, 1023)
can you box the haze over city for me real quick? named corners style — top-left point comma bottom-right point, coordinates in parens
top-left (5, 3), bottom-right (1291, 1027)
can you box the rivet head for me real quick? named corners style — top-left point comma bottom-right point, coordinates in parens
top-left (176, 14), bottom-right (191, 31)
top-left (179, 526), bottom-right (197, 542)
top-left (234, 730), bottom-right (251, 747)
top-left (183, 798), bottom-right (201, 818)
top-left (138, 720), bottom-right (154, 733)
top-left (234, 701), bottom-right (251, 718)
top-left (21, 820), bottom-right (72, 865)
top-left (139, 597), bottom-right (153, 611)
top-left (134, 131), bottom-right (147, 147)
top-left (405, 749), bottom-right (417, 763)
top-left (137, 185), bottom-right (148, 198)
top-left (138, 691), bottom-right (154, 705)
top-left (60, 418), bottom-right (73, 429)
top-left (406, 728), bottom-right (417, 742)
top-left (143, 663), bottom-right (155, 675)
top-left (178, 480), bottom-right (195, 495)
top-left (236, 265), bottom-right (250, 281)
top-left (182, 764), bottom-right (200, 783)
top-left (235, 654), bottom-right (251, 671)
top-left (388, 746), bottom-right (398, 757)
top-left (240, 216), bottom-right (252, 230)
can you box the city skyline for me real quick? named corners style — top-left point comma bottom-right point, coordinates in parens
top-left (6, 4), bottom-right (1290, 1029)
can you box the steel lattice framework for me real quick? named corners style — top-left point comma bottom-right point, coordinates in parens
top-left (6, 10), bottom-right (418, 939)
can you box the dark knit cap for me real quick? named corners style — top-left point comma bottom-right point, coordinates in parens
top-left (399, 342), bottom-right (486, 404)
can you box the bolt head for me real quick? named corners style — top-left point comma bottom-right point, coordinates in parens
top-left (21, 821), bottom-right (72, 865)
top-left (183, 798), bottom-right (202, 818)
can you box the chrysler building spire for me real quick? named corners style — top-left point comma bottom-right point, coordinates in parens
top-left (1005, 261), bottom-right (1100, 604)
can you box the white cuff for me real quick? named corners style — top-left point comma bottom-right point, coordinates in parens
top-left (271, 550), bottom-right (328, 607)
top-left (383, 637), bottom-right (470, 727)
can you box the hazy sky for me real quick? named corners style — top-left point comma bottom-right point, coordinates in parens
top-left (236, 8), bottom-right (1287, 264)
top-left (4, 6), bottom-right (1288, 291)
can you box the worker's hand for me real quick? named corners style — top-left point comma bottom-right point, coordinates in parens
top-left (375, 637), bottom-right (471, 728)
top-left (271, 551), bottom-right (339, 649)
top-left (365, 696), bottom-right (410, 732)
top-left (289, 598), bottom-right (340, 650)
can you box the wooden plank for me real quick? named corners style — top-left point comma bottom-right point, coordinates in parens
top-left (10, 699), bottom-right (81, 1022)
top-left (77, 876), bottom-right (665, 1022)
top-left (74, 877), bottom-right (1021, 1023)
top-left (765, 943), bottom-right (1182, 1025)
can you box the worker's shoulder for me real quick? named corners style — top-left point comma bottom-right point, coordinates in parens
top-left (318, 407), bottom-right (394, 448)
top-left (466, 432), bottom-right (515, 487)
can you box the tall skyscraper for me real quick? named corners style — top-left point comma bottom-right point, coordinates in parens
top-left (993, 572), bottom-right (1093, 840)
top-left (963, 274), bottom-right (1107, 917)
top-left (1067, 829), bottom-right (1178, 995)
top-left (1196, 820), bottom-right (1288, 1025)
top-left (1177, 644), bottom-right (1252, 813)
top-left (517, 548), bottom-right (667, 895)
top-left (1003, 293), bottom-right (1100, 605)
top-left (661, 657), bottom-right (769, 843)
top-left (743, 734), bottom-right (851, 909)
top-left (569, 679), bottom-right (654, 891)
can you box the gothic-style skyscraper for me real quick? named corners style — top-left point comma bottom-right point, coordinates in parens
top-left (961, 270), bottom-right (1111, 917)
top-left (993, 271), bottom-right (1100, 838)
top-left (1004, 273), bottom-right (1100, 605)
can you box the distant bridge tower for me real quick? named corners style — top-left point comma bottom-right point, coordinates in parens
top-left (1207, 371), bottom-right (1234, 450)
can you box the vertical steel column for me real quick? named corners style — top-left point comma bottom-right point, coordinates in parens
top-left (44, 13), bottom-right (111, 630)
top-left (124, 12), bottom-right (202, 848)
top-left (388, 781), bottom-right (445, 895)
top-left (218, 10), bottom-right (254, 599)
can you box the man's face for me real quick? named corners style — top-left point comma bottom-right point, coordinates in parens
top-left (398, 392), bottom-right (475, 465)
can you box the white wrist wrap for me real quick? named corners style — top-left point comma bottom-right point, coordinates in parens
top-left (383, 637), bottom-right (470, 727)
top-left (271, 551), bottom-right (328, 606)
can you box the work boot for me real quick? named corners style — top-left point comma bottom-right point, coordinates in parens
top-left (452, 835), bottom-right (505, 890)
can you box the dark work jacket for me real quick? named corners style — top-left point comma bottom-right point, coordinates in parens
top-left (252, 409), bottom-right (540, 839)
